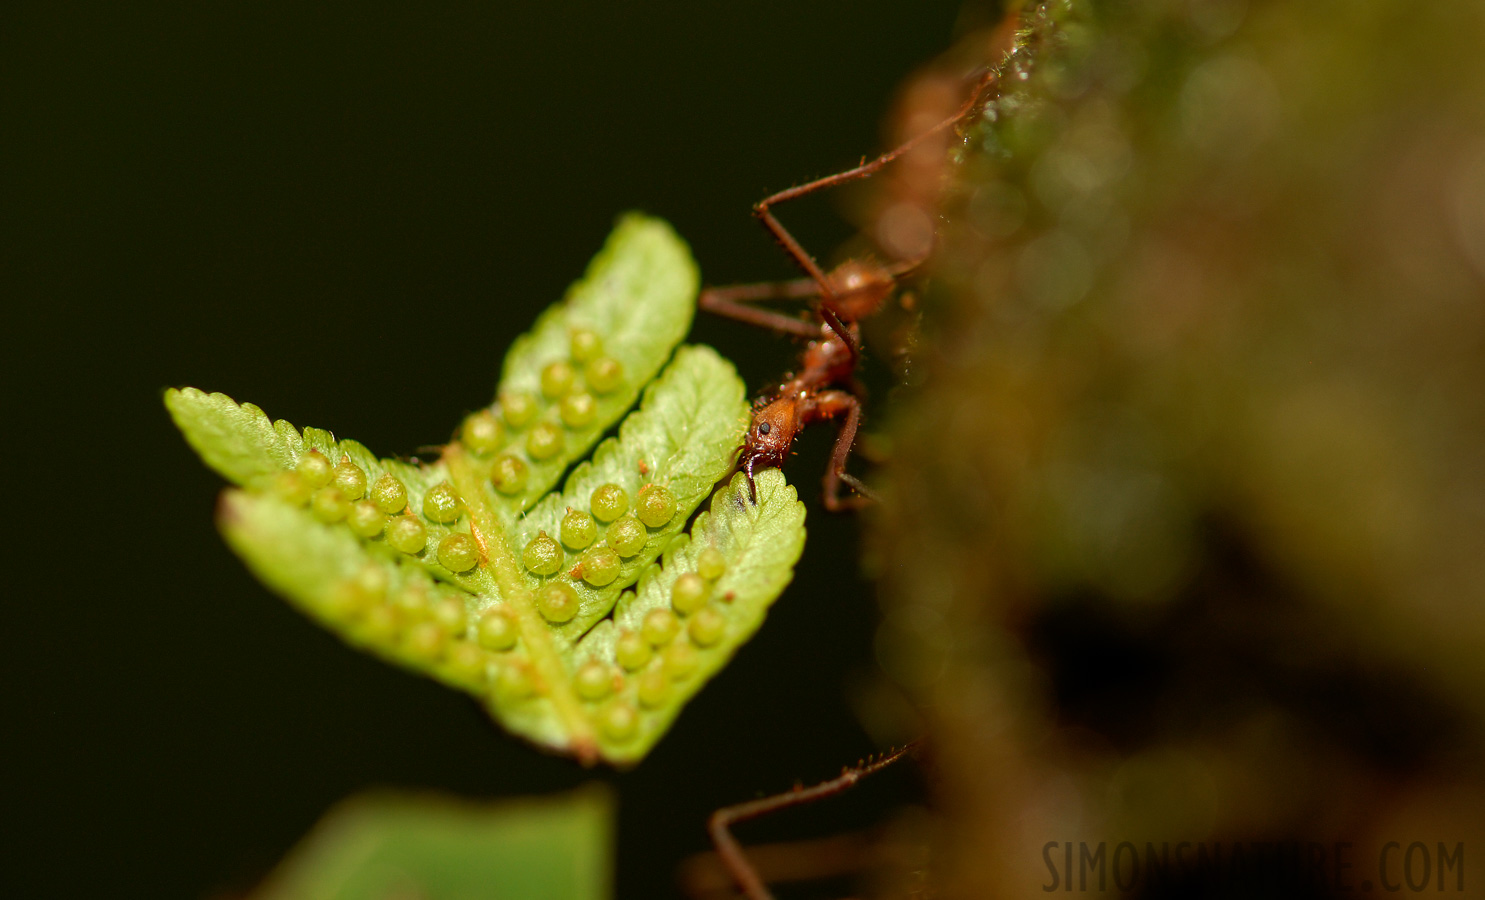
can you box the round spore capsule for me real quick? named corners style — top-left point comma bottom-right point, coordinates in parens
top-left (490, 454), bottom-right (529, 495)
top-left (351, 564), bottom-right (389, 600)
top-left (523, 532), bottom-right (563, 576)
top-left (393, 584), bottom-right (431, 620)
top-left (422, 482), bottom-right (463, 523)
top-left (541, 361), bottom-right (577, 398)
top-left (526, 421), bottom-right (564, 460)
top-left (445, 641), bottom-right (488, 683)
top-left (387, 515), bottom-right (428, 554)
top-left (559, 392), bottom-right (597, 428)
top-left (670, 572), bottom-right (709, 615)
top-left (641, 608), bottom-right (680, 646)
top-left (272, 471), bottom-right (312, 507)
top-left (296, 450), bottom-right (333, 488)
top-left (332, 461), bottom-right (366, 500)
top-left (326, 579), bottom-right (374, 619)
top-left (615, 629), bottom-right (651, 671)
top-left (635, 484), bottom-right (676, 528)
top-left (476, 608), bottom-right (518, 651)
top-left (697, 546), bottom-right (727, 581)
top-left (607, 516), bottom-right (647, 557)
top-left (405, 621), bottom-right (447, 660)
top-left (437, 533), bottom-right (479, 573)
top-left (688, 606), bottom-right (726, 647)
top-left (347, 501), bottom-right (385, 538)
top-left (432, 596), bottom-right (468, 632)
top-left (560, 508), bottom-right (596, 549)
top-left (589, 483), bottom-right (628, 522)
top-left (600, 701), bottom-right (638, 742)
top-left (311, 486), bottom-right (350, 523)
top-left (574, 660), bottom-right (612, 701)
top-left (577, 547), bottom-right (621, 586)
top-left (426, 481), bottom-right (465, 520)
top-left (495, 662), bottom-right (536, 701)
top-left (638, 668), bottom-right (669, 708)
top-left (358, 605), bottom-right (399, 644)
top-left (462, 410), bottom-right (504, 455)
top-left (569, 328), bottom-right (602, 363)
top-left (538, 583), bottom-right (579, 623)
top-left (585, 357), bottom-right (623, 394)
top-left (500, 391), bottom-right (538, 428)
top-left (663, 641), bottom-right (699, 679)
top-left (369, 474), bottom-right (407, 514)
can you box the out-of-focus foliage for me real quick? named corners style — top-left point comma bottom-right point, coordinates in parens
top-left (874, 0), bottom-right (1485, 894)
top-left (253, 786), bottom-right (611, 900)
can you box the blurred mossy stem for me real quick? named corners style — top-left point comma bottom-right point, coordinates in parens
top-left (873, 1), bottom-right (1485, 895)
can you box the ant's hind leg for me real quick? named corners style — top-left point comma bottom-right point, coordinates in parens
top-left (698, 280), bottom-right (824, 339)
top-left (701, 276), bottom-right (822, 304)
top-left (706, 744), bottom-right (918, 900)
top-left (815, 391), bottom-right (876, 512)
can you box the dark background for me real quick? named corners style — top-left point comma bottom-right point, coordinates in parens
top-left (3, 2), bottom-right (971, 897)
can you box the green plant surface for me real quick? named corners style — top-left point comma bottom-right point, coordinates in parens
top-left (252, 785), bottom-right (612, 900)
top-left (572, 467), bottom-right (806, 764)
top-left (166, 215), bottom-right (807, 765)
top-left (870, 1), bottom-right (1485, 895)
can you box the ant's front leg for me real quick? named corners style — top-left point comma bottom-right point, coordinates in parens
top-left (812, 389), bottom-right (877, 512)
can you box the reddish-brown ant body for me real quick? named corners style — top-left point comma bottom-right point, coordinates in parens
top-left (700, 70), bottom-right (996, 511)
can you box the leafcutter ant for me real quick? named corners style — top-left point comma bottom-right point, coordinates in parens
top-left (700, 69), bottom-right (997, 511)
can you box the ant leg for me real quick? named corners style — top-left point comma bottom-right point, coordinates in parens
top-left (701, 277), bottom-right (822, 304)
top-left (813, 390), bottom-right (877, 512)
top-left (699, 282), bottom-right (824, 339)
top-left (819, 305), bottom-right (859, 365)
top-left (708, 744), bottom-right (918, 900)
top-left (751, 68), bottom-right (999, 305)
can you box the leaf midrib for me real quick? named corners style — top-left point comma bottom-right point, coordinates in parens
top-left (443, 444), bottom-right (598, 763)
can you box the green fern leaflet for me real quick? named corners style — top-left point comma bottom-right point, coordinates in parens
top-left (167, 215), bottom-right (807, 765)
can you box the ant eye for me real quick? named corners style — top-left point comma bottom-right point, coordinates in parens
top-left (758, 422), bottom-right (771, 435)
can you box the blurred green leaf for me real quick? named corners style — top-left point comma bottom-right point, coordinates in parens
top-left (253, 786), bottom-right (612, 900)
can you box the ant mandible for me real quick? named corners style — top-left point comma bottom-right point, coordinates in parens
top-left (700, 69), bottom-right (996, 511)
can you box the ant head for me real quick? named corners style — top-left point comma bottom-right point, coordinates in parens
top-left (740, 396), bottom-right (800, 483)
top-left (825, 259), bottom-right (896, 322)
